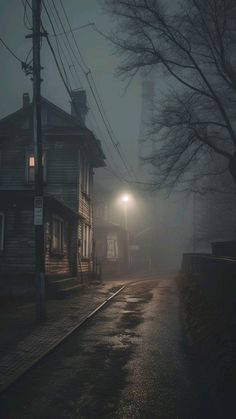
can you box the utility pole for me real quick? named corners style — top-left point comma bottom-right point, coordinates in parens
top-left (31, 0), bottom-right (46, 321)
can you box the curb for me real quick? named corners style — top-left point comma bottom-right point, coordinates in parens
top-left (0, 284), bottom-right (126, 394)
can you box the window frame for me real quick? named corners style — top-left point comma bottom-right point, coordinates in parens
top-left (81, 223), bottom-right (91, 259)
top-left (107, 233), bottom-right (119, 260)
top-left (51, 215), bottom-right (64, 254)
top-left (25, 152), bottom-right (47, 184)
top-left (81, 158), bottom-right (90, 196)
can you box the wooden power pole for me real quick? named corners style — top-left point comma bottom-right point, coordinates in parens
top-left (31, 0), bottom-right (46, 322)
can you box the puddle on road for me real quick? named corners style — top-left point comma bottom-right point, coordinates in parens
top-left (121, 310), bottom-right (136, 314)
top-left (126, 297), bottom-right (141, 303)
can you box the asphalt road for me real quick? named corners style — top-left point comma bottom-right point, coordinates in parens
top-left (0, 275), bottom-right (220, 419)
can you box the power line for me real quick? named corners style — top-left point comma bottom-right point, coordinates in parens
top-left (42, 1), bottom-right (140, 184)
top-left (58, 0), bottom-right (138, 181)
top-left (44, 0), bottom-right (79, 88)
top-left (21, 0), bottom-right (32, 30)
top-left (42, 5), bottom-right (120, 173)
top-left (48, 0), bottom-right (134, 180)
top-left (0, 37), bottom-right (24, 63)
top-left (17, 0), bottom-right (132, 186)
top-left (50, 22), bottom-right (94, 38)
top-left (41, 21), bottom-right (73, 103)
top-left (42, 1), bottom-right (72, 90)
top-left (59, 0), bottom-right (89, 73)
top-left (46, 0), bottom-right (84, 87)
top-left (0, 36), bottom-right (33, 76)
top-left (42, 2), bottom-right (125, 181)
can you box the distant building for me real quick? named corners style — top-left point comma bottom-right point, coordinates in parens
top-left (0, 91), bottom-right (105, 295)
top-left (93, 184), bottom-right (128, 275)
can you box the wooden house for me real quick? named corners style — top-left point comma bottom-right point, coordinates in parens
top-left (0, 91), bottom-right (105, 295)
top-left (93, 184), bottom-right (128, 275)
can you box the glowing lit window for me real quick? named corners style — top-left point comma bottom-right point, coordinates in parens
top-left (26, 153), bottom-right (46, 183)
top-left (29, 156), bottom-right (35, 167)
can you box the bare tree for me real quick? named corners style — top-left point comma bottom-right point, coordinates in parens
top-left (104, 0), bottom-right (236, 191)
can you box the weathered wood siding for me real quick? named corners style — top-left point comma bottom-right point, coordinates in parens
top-left (0, 135), bottom-right (32, 190)
top-left (0, 208), bottom-right (35, 274)
top-left (45, 139), bottom-right (79, 211)
top-left (45, 210), bottom-right (76, 277)
top-left (79, 191), bottom-right (90, 221)
top-left (0, 101), bottom-right (100, 278)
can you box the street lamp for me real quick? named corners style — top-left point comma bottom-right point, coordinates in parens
top-left (121, 194), bottom-right (131, 269)
top-left (121, 194), bottom-right (129, 230)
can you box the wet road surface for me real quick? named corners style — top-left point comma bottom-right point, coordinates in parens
top-left (0, 275), bottom-right (220, 418)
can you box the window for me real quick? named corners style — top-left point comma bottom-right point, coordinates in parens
top-left (107, 233), bottom-right (119, 260)
top-left (26, 153), bottom-right (46, 183)
top-left (0, 213), bottom-right (5, 251)
top-left (81, 158), bottom-right (90, 195)
top-left (52, 216), bottom-right (64, 253)
top-left (81, 224), bottom-right (91, 258)
top-left (95, 202), bottom-right (108, 221)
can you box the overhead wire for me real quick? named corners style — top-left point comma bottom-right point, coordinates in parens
top-left (47, 0), bottom-right (128, 181)
top-left (41, 1), bottom-right (142, 186)
top-left (42, 2), bottom-right (121, 178)
top-left (57, 0), bottom-right (138, 182)
top-left (21, 0), bottom-right (32, 30)
top-left (50, 23), bottom-right (95, 38)
top-left (87, 72), bottom-right (138, 180)
top-left (0, 36), bottom-right (33, 77)
top-left (42, 1), bottom-right (72, 90)
top-left (45, 0), bottom-right (122, 177)
top-left (59, 0), bottom-right (89, 73)
top-left (44, 0), bottom-right (79, 89)
top-left (17, 0), bottom-right (131, 184)
top-left (0, 37), bottom-right (24, 63)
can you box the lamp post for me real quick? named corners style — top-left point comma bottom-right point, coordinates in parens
top-left (121, 194), bottom-right (129, 230)
top-left (121, 194), bottom-right (130, 269)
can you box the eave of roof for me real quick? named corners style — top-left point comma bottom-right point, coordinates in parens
top-left (0, 97), bottom-right (106, 167)
top-left (0, 190), bottom-right (80, 220)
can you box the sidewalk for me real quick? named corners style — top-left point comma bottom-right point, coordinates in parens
top-left (0, 278), bottom-right (128, 394)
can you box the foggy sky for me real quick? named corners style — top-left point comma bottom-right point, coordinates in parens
top-left (0, 0), bottom-right (199, 269)
top-left (0, 0), bottom-right (141, 178)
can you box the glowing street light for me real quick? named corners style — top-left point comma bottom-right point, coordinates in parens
top-left (120, 193), bottom-right (131, 269)
top-left (121, 194), bottom-right (130, 230)
top-left (121, 194), bottom-right (129, 204)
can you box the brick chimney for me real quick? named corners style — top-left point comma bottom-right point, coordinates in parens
top-left (22, 93), bottom-right (30, 108)
top-left (70, 89), bottom-right (88, 124)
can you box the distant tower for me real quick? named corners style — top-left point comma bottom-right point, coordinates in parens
top-left (138, 69), bottom-right (156, 175)
top-left (137, 69), bottom-right (159, 271)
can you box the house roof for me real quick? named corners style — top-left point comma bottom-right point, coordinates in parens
top-left (0, 96), bottom-right (106, 168)
top-left (94, 219), bottom-right (126, 232)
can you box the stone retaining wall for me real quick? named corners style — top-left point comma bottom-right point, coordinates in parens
top-left (179, 253), bottom-right (236, 415)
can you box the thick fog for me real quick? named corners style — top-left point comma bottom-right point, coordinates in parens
top-left (1, 0), bottom-right (235, 273)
